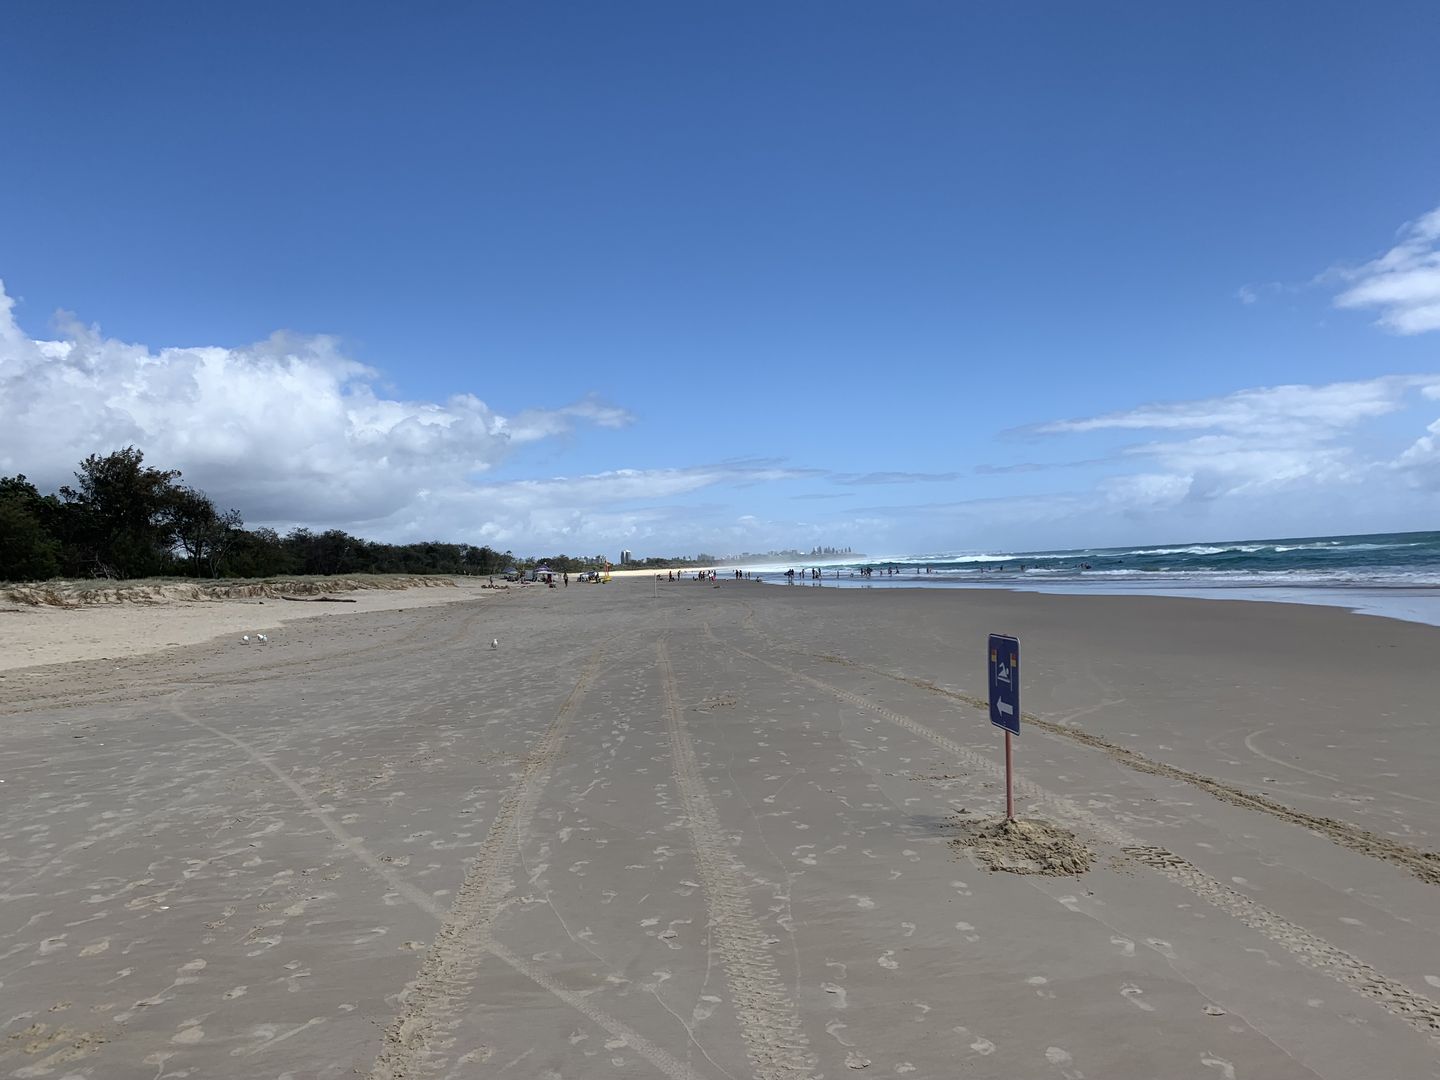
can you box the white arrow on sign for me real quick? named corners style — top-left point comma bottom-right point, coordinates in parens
top-left (997, 700), bottom-right (1014, 716)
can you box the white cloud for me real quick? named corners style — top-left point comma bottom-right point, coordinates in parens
top-left (832, 470), bottom-right (962, 485)
top-left (1396, 417), bottom-right (1440, 489)
top-left (395, 462), bottom-right (821, 551)
top-left (1036, 376), bottom-right (1435, 438)
top-left (0, 280), bottom-right (635, 531)
top-left (1332, 205), bottom-right (1440, 334)
top-left (1032, 374), bottom-right (1440, 511)
top-left (0, 280), bottom-right (856, 554)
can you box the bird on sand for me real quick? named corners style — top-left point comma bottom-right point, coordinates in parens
top-left (491, 638), bottom-right (499, 649)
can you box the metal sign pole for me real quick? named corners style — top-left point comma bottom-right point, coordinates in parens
top-left (1005, 730), bottom-right (1015, 822)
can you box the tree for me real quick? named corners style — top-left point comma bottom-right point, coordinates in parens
top-left (226, 527), bottom-right (291, 578)
top-left (60, 447), bottom-right (183, 578)
top-left (0, 476), bottom-right (61, 581)
top-left (165, 486), bottom-right (244, 577)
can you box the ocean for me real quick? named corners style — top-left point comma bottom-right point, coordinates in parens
top-left (744, 530), bottom-right (1440, 627)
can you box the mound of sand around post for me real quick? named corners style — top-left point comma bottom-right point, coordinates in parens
top-left (3, 575), bottom-right (456, 608)
top-left (950, 816), bottom-right (1094, 876)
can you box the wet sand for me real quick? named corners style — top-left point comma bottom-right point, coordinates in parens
top-left (1, 578), bottom-right (1438, 1078)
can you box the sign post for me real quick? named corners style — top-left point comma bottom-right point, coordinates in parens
top-left (987, 634), bottom-right (1020, 822)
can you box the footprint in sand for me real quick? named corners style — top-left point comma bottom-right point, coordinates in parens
top-left (1110, 936), bottom-right (1135, 957)
top-left (851, 895), bottom-right (876, 909)
top-left (969, 1037), bottom-right (996, 1055)
top-left (1145, 938), bottom-right (1176, 959)
top-left (878, 951), bottom-right (899, 970)
top-left (1120, 983), bottom-right (1155, 1011)
top-left (822, 983), bottom-right (848, 1008)
top-left (1202, 1056), bottom-right (1237, 1079)
top-left (692, 995), bottom-right (721, 1022)
top-left (1027, 975), bottom-right (1056, 998)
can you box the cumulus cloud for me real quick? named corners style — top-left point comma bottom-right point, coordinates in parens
top-left (0, 280), bottom-right (635, 530)
top-left (1331, 205), bottom-right (1440, 334)
top-left (0, 280), bottom-right (857, 553)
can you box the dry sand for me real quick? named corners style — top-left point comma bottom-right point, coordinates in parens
top-left (0, 577), bottom-right (495, 671)
top-left (1, 576), bottom-right (1438, 1078)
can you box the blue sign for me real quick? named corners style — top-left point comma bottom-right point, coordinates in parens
top-left (988, 633), bottom-right (1020, 735)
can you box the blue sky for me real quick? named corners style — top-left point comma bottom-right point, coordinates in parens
top-left (3, 2), bottom-right (1439, 557)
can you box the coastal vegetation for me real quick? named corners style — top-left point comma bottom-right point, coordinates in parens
top-left (1, 447), bottom-right (855, 583)
top-left (0, 447), bottom-right (605, 583)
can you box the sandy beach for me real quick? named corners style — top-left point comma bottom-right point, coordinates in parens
top-left (1, 577), bottom-right (1437, 1078)
top-left (0, 577), bottom-right (496, 672)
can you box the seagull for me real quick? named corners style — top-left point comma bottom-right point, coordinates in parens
top-left (241, 635), bottom-right (250, 643)
top-left (491, 638), bottom-right (499, 650)
top-left (257, 633), bottom-right (268, 643)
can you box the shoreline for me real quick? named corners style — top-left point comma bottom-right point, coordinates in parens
top-left (747, 573), bottom-right (1440, 627)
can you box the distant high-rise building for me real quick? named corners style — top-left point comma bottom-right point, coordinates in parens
top-left (620, 549), bottom-right (632, 564)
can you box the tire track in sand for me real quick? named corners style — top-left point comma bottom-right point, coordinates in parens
top-left (732, 603), bottom-right (1440, 892)
top-left (806, 654), bottom-right (1440, 889)
top-left (170, 649), bottom-right (705, 1078)
top-left (657, 639), bottom-right (817, 1080)
top-left (705, 625), bottom-right (1440, 1042)
top-left (371, 645), bottom-right (707, 1080)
